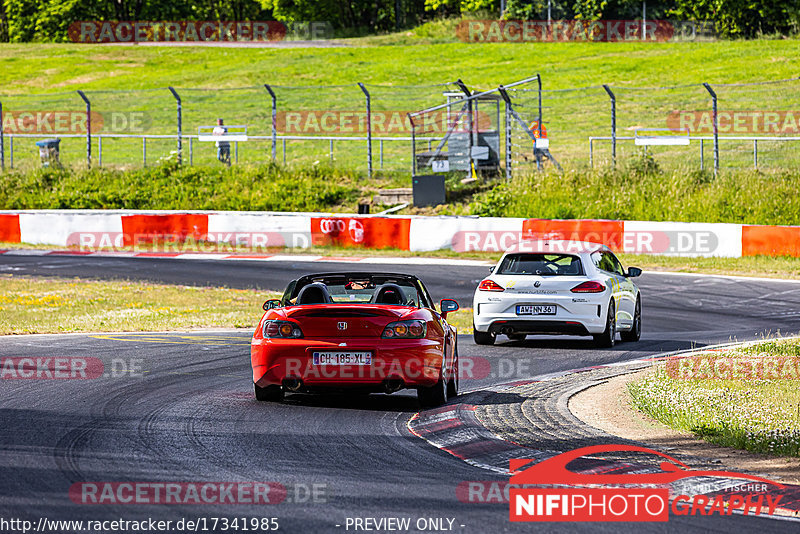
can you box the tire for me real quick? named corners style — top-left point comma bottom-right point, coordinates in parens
top-left (507, 334), bottom-right (527, 342)
top-left (418, 357), bottom-right (449, 408)
top-left (620, 298), bottom-right (642, 342)
top-left (593, 300), bottom-right (616, 348)
top-left (473, 324), bottom-right (496, 346)
top-left (447, 344), bottom-right (459, 399)
top-left (254, 383), bottom-right (283, 402)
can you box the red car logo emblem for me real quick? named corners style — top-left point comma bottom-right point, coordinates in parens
top-left (337, 321), bottom-right (348, 330)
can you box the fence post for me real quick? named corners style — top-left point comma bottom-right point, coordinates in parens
top-left (0, 100), bottom-right (4, 171)
top-left (602, 84), bottom-right (616, 167)
top-left (536, 74), bottom-right (543, 140)
top-left (408, 113), bottom-right (417, 176)
top-left (77, 90), bottom-right (91, 168)
top-left (168, 87), bottom-right (182, 164)
top-left (700, 139), bottom-right (704, 170)
top-left (702, 83), bottom-right (718, 176)
top-left (754, 139), bottom-right (758, 169)
top-left (358, 83), bottom-right (372, 178)
top-left (455, 79), bottom-right (475, 152)
top-left (504, 98), bottom-right (512, 180)
top-left (264, 84), bottom-right (277, 162)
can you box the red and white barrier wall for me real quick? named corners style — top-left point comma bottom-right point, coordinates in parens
top-left (0, 210), bottom-right (798, 257)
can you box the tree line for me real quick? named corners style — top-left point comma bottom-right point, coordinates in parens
top-left (1, 0), bottom-right (797, 41)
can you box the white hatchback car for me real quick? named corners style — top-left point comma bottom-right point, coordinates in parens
top-left (472, 240), bottom-right (641, 347)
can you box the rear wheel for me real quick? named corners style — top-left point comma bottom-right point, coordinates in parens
top-left (447, 344), bottom-right (459, 399)
top-left (620, 298), bottom-right (642, 342)
top-left (593, 300), bottom-right (616, 348)
top-left (507, 334), bottom-right (527, 342)
top-left (254, 383), bottom-right (283, 402)
top-left (418, 358), bottom-right (449, 408)
top-left (473, 324), bottom-right (495, 346)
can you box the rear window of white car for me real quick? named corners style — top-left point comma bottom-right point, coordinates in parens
top-left (496, 254), bottom-right (584, 276)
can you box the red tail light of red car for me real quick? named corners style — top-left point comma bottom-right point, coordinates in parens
top-left (381, 320), bottom-right (426, 339)
top-left (263, 320), bottom-right (303, 338)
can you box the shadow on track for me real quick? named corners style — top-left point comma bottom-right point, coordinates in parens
top-left (492, 336), bottom-right (706, 354)
top-left (279, 392), bottom-right (421, 412)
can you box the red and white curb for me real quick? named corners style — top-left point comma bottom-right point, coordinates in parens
top-left (408, 340), bottom-right (800, 517)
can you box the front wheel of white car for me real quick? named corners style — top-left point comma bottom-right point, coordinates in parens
top-left (620, 298), bottom-right (641, 342)
top-left (593, 300), bottom-right (616, 348)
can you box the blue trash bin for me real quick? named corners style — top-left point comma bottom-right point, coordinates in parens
top-left (35, 138), bottom-right (61, 167)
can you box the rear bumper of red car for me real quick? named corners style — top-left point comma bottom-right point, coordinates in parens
top-left (251, 337), bottom-right (445, 389)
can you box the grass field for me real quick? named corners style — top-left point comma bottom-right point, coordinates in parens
top-left (0, 274), bottom-right (474, 334)
top-left (2, 39), bottom-right (800, 171)
top-left (628, 339), bottom-right (800, 456)
top-left (0, 162), bottom-right (383, 211)
top-left (3, 161), bottom-right (800, 229)
top-left (3, 39), bottom-right (799, 91)
top-left (0, 275), bottom-right (280, 333)
top-left (469, 166), bottom-right (800, 225)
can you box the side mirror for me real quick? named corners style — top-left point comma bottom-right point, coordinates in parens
top-left (262, 299), bottom-right (282, 311)
top-left (489, 266), bottom-right (495, 273)
top-left (626, 267), bottom-right (642, 278)
top-left (440, 299), bottom-right (459, 319)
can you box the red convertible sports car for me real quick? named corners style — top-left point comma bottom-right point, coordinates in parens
top-left (251, 272), bottom-right (460, 407)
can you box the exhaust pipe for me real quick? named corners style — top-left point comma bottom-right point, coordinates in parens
top-left (383, 378), bottom-right (404, 394)
top-left (282, 378), bottom-right (303, 392)
top-left (501, 326), bottom-right (514, 335)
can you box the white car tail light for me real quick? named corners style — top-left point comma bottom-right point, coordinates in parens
top-left (478, 280), bottom-right (505, 291)
top-left (571, 281), bottom-right (606, 293)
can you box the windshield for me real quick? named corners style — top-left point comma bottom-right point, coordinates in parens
top-left (282, 275), bottom-right (425, 307)
top-left (496, 253), bottom-right (584, 276)
top-left (325, 282), bottom-right (419, 305)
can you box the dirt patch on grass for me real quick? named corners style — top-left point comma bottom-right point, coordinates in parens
top-left (54, 71), bottom-right (130, 87)
top-left (569, 369), bottom-right (800, 484)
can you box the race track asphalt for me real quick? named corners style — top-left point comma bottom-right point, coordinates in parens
top-left (1, 255), bottom-right (800, 533)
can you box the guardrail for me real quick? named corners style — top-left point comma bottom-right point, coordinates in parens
top-left (589, 135), bottom-right (800, 170)
top-left (0, 133), bottom-right (440, 170)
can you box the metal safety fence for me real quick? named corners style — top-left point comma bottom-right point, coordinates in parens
top-left (3, 76), bottom-right (800, 175)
